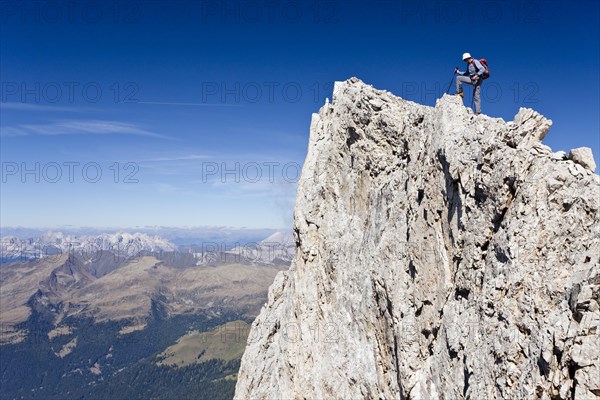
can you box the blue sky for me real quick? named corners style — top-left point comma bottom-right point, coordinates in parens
top-left (1, 0), bottom-right (598, 229)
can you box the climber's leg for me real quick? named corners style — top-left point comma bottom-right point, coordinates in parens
top-left (456, 76), bottom-right (472, 95)
top-left (473, 81), bottom-right (482, 115)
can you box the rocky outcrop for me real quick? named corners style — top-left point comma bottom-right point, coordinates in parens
top-left (235, 78), bottom-right (599, 399)
top-left (569, 147), bottom-right (597, 171)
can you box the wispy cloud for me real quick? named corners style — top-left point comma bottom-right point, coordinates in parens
top-left (138, 154), bottom-right (211, 162)
top-left (134, 154), bottom-right (213, 177)
top-left (152, 182), bottom-right (179, 193)
top-left (0, 126), bottom-right (29, 137)
top-left (137, 101), bottom-right (242, 107)
top-left (0, 102), bottom-right (82, 112)
top-left (199, 179), bottom-right (298, 199)
top-left (0, 120), bottom-right (173, 139)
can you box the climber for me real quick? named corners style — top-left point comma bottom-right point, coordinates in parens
top-left (454, 52), bottom-right (486, 115)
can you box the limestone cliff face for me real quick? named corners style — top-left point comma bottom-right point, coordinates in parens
top-left (234, 78), bottom-right (599, 400)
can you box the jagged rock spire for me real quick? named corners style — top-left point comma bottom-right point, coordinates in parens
top-left (235, 78), bottom-right (599, 400)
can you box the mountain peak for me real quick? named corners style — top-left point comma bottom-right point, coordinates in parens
top-left (235, 78), bottom-right (599, 399)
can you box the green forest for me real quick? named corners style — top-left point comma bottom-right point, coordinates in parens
top-left (0, 303), bottom-right (248, 400)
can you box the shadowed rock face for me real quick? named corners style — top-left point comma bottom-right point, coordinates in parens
top-left (235, 78), bottom-right (599, 400)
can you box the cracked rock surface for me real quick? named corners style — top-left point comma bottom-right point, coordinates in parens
top-left (234, 78), bottom-right (599, 400)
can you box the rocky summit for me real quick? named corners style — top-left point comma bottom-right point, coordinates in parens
top-left (234, 78), bottom-right (599, 399)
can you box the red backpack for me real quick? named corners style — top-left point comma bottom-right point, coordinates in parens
top-left (472, 58), bottom-right (490, 79)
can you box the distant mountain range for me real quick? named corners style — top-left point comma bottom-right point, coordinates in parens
top-left (1, 230), bottom-right (294, 264)
top-left (0, 230), bottom-right (293, 399)
top-left (1, 226), bottom-right (282, 245)
top-left (1, 232), bottom-right (177, 261)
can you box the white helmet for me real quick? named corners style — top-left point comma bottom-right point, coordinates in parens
top-left (462, 52), bottom-right (472, 60)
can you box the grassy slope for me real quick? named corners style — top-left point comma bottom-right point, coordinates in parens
top-left (156, 320), bottom-right (250, 367)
